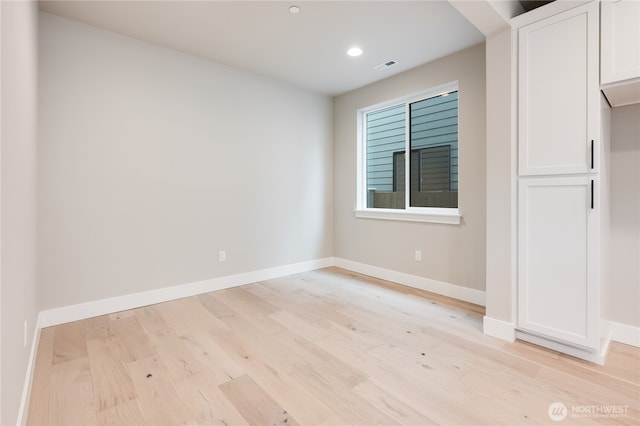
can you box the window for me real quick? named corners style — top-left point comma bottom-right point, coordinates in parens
top-left (356, 82), bottom-right (460, 224)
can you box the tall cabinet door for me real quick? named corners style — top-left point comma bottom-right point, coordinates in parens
top-left (518, 2), bottom-right (599, 176)
top-left (518, 177), bottom-right (600, 349)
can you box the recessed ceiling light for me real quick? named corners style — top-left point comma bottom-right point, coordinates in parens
top-left (289, 5), bottom-right (300, 14)
top-left (347, 47), bottom-right (363, 57)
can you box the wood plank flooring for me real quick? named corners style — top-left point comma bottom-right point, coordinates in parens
top-left (27, 267), bottom-right (640, 425)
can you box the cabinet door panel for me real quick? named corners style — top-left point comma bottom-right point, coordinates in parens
top-left (518, 3), bottom-right (599, 176)
top-left (518, 177), bottom-right (599, 348)
top-left (601, 0), bottom-right (640, 84)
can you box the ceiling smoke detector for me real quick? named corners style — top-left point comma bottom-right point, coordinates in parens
top-left (374, 60), bottom-right (397, 71)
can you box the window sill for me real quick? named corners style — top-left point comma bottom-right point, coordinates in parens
top-left (353, 208), bottom-right (461, 225)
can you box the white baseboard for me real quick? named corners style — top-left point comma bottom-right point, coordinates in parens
top-left (479, 316), bottom-right (640, 351)
top-left (516, 330), bottom-right (610, 365)
top-left (332, 257), bottom-right (485, 306)
top-left (610, 321), bottom-right (640, 347)
top-left (38, 257), bottom-right (486, 329)
top-left (483, 316), bottom-right (516, 342)
top-left (16, 315), bottom-right (42, 426)
top-left (39, 257), bottom-right (334, 328)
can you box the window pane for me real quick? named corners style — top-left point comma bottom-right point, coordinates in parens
top-left (409, 91), bottom-right (458, 208)
top-left (366, 104), bottom-right (405, 209)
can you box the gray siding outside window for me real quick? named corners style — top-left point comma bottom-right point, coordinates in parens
top-left (366, 104), bottom-right (406, 193)
top-left (365, 91), bottom-right (459, 196)
top-left (410, 92), bottom-right (458, 192)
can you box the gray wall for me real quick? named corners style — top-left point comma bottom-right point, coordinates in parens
top-left (333, 44), bottom-right (486, 291)
top-left (1, 1), bottom-right (40, 424)
top-left (609, 104), bottom-right (640, 327)
top-left (38, 13), bottom-right (333, 310)
top-left (484, 28), bottom-right (515, 324)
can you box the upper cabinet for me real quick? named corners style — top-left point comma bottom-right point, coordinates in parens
top-left (601, 0), bottom-right (640, 84)
top-left (600, 0), bottom-right (640, 106)
top-left (517, 2), bottom-right (599, 176)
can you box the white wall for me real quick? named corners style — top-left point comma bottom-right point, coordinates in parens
top-left (609, 104), bottom-right (640, 327)
top-left (600, 95), bottom-right (612, 325)
top-left (38, 13), bottom-right (333, 310)
top-left (333, 44), bottom-right (486, 292)
top-left (0, 1), bottom-right (40, 424)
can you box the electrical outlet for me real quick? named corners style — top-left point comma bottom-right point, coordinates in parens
top-left (414, 250), bottom-right (422, 261)
top-left (23, 320), bottom-right (28, 348)
top-left (219, 250), bottom-right (226, 262)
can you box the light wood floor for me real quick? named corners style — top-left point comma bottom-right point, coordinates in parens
top-left (27, 268), bottom-right (639, 425)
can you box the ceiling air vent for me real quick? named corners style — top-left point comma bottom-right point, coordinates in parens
top-left (374, 60), bottom-right (397, 71)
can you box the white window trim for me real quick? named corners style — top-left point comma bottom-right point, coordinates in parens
top-left (355, 81), bottom-right (461, 225)
top-left (354, 208), bottom-right (461, 224)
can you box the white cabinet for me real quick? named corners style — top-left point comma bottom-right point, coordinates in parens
top-left (518, 177), bottom-right (600, 348)
top-left (517, 2), bottom-right (599, 176)
top-left (600, 0), bottom-right (640, 107)
top-left (601, 0), bottom-right (640, 85)
top-left (514, 2), bottom-right (607, 357)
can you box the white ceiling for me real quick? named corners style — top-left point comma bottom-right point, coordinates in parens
top-left (38, 1), bottom-right (486, 96)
